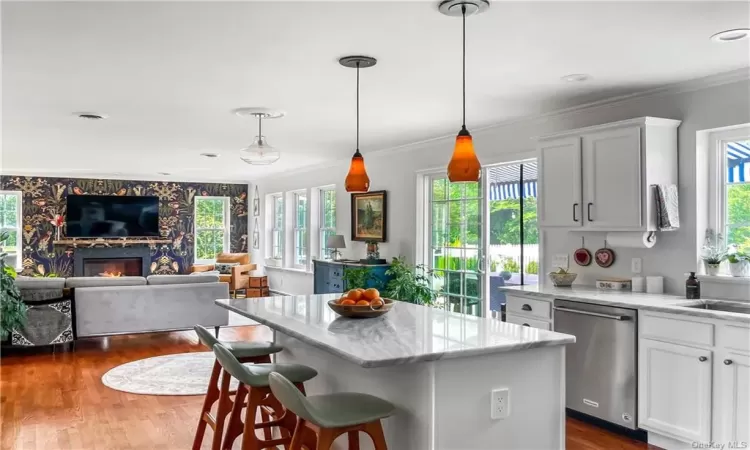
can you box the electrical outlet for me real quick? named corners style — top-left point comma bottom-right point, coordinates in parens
top-left (631, 258), bottom-right (642, 274)
top-left (551, 254), bottom-right (569, 270)
top-left (490, 388), bottom-right (510, 420)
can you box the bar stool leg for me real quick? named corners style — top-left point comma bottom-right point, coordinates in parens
top-left (317, 429), bottom-right (338, 450)
top-left (212, 370), bottom-right (236, 450)
top-left (347, 431), bottom-right (360, 450)
top-left (363, 421), bottom-right (388, 450)
top-left (222, 382), bottom-right (248, 450)
top-left (192, 360), bottom-right (222, 450)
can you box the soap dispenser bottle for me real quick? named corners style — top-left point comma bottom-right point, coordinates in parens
top-left (686, 272), bottom-right (701, 299)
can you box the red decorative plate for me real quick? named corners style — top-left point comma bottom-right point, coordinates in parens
top-left (595, 248), bottom-right (615, 268)
top-left (574, 248), bottom-right (592, 266)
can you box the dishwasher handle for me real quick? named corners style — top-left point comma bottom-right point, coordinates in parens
top-left (554, 306), bottom-right (631, 321)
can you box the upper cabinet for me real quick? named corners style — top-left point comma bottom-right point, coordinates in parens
top-left (537, 117), bottom-right (680, 231)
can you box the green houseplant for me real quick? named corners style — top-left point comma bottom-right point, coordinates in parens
top-left (1, 231), bottom-right (26, 341)
top-left (342, 266), bottom-right (380, 290)
top-left (382, 257), bottom-right (441, 306)
top-left (727, 249), bottom-right (750, 277)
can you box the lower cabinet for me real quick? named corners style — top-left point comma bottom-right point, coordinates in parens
top-left (505, 312), bottom-right (551, 330)
top-left (716, 351), bottom-right (750, 444)
top-left (638, 339), bottom-right (713, 442)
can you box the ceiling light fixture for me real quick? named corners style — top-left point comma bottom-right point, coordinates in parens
top-left (340, 55), bottom-right (377, 193)
top-left (234, 107), bottom-right (285, 165)
top-left (73, 112), bottom-right (108, 120)
top-left (561, 73), bottom-right (591, 83)
top-left (440, 0), bottom-right (488, 183)
top-left (200, 152), bottom-right (220, 158)
top-left (710, 28), bottom-right (750, 42)
top-left (157, 172), bottom-right (171, 176)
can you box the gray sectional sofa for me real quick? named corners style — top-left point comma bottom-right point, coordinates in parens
top-left (15, 274), bottom-right (230, 341)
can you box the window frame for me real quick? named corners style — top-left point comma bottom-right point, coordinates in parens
top-left (271, 193), bottom-right (284, 264)
top-left (319, 186), bottom-right (336, 260)
top-left (292, 190), bottom-right (308, 269)
top-left (193, 196), bottom-right (231, 265)
top-left (708, 127), bottom-right (750, 264)
top-left (0, 190), bottom-right (23, 270)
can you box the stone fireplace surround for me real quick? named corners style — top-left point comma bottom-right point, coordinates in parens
top-left (73, 247), bottom-right (151, 277)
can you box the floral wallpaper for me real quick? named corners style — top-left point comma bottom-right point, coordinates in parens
top-left (0, 175), bottom-right (248, 277)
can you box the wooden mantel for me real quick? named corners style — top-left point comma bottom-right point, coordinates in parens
top-left (53, 237), bottom-right (172, 248)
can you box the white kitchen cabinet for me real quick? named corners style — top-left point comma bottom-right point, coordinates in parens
top-left (537, 117), bottom-right (680, 231)
top-left (638, 339), bottom-right (713, 443)
top-left (716, 351), bottom-right (749, 444)
top-left (538, 137), bottom-right (582, 227)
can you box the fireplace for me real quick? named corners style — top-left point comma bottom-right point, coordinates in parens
top-left (73, 247), bottom-right (151, 277)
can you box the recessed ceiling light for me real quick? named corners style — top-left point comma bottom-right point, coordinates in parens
top-left (157, 172), bottom-right (171, 176)
top-left (200, 152), bottom-right (220, 158)
top-left (73, 112), bottom-right (108, 120)
top-left (710, 28), bottom-right (750, 42)
top-left (561, 73), bottom-right (591, 83)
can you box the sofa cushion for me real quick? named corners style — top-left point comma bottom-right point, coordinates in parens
top-left (147, 274), bottom-right (219, 285)
top-left (66, 276), bottom-right (147, 288)
top-left (215, 262), bottom-right (239, 274)
top-left (190, 270), bottom-right (220, 276)
top-left (15, 276), bottom-right (66, 290)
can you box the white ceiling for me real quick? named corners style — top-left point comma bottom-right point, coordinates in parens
top-left (2, 1), bottom-right (749, 182)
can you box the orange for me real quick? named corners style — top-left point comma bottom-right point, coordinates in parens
top-left (356, 300), bottom-right (370, 306)
top-left (338, 297), bottom-right (349, 304)
top-left (356, 288), bottom-right (365, 293)
top-left (347, 290), bottom-right (363, 301)
top-left (340, 299), bottom-right (356, 306)
top-left (370, 298), bottom-right (384, 308)
top-left (363, 288), bottom-right (380, 300)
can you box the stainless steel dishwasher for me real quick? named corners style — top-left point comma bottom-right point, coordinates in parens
top-left (553, 299), bottom-right (638, 429)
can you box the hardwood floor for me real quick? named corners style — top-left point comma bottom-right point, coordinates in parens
top-left (1, 326), bottom-right (650, 450)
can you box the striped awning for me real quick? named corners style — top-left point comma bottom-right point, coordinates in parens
top-left (728, 141), bottom-right (750, 184)
top-left (488, 162), bottom-right (538, 201)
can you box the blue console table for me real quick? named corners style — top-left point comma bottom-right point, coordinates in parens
top-left (312, 260), bottom-right (392, 294)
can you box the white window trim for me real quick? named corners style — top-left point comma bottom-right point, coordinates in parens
top-left (318, 185), bottom-right (336, 261)
top-left (193, 196), bottom-right (231, 265)
top-left (268, 193), bottom-right (284, 267)
top-left (706, 125), bottom-right (750, 278)
top-left (0, 190), bottom-right (23, 270)
top-left (292, 190), bottom-right (308, 270)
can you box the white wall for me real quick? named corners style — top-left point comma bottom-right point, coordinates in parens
top-left (255, 76), bottom-right (750, 297)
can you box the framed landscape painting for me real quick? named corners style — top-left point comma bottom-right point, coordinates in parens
top-left (351, 190), bottom-right (387, 242)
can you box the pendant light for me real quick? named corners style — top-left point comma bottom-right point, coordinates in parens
top-left (440, 0), bottom-right (489, 183)
top-left (340, 55), bottom-right (377, 193)
top-left (235, 108), bottom-right (284, 165)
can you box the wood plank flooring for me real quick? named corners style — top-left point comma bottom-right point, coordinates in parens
top-left (1, 326), bottom-right (651, 450)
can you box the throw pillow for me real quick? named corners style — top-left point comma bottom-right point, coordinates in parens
top-left (215, 262), bottom-right (239, 275)
top-left (190, 270), bottom-right (221, 276)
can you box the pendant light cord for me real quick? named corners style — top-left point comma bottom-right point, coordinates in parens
top-left (258, 114), bottom-right (262, 141)
top-left (462, 4), bottom-right (466, 128)
top-left (356, 61), bottom-right (360, 151)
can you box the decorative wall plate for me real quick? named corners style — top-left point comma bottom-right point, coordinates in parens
top-left (574, 248), bottom-right (592, 266)
top-left (595, 247), bottom-right (615, 268)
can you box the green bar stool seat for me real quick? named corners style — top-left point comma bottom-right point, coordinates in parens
top-left (192, 325), bottom-right (284, 450)
top-left (269, 372), bottom-right (396, 450)
top-left (213, 343), bottom-right (318, 450)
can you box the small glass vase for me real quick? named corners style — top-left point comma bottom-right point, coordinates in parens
top-left (704, 263), bottom-right (721, 276)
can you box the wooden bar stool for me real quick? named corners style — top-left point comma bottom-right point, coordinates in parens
top-left (268, 372), bottom-right (396, 450)
top-left (212, 343), bottom-right (318, 450)
top-left (192, 325), bottom-right (284, 450)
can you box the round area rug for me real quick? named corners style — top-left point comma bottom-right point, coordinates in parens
top-left (102, 352), bottom-right (237, 395)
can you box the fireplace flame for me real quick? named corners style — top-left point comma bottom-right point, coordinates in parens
top-left (99, 271), bottom-right (123, 277)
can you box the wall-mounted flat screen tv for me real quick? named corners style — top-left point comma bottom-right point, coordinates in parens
top-left (66, 195), bottom-right (160, 237)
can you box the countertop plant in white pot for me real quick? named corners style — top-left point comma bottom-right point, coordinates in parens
top-left (728, 250), bottom-right (750, 277)
top-left (701, 229), bottom-right (726, 276)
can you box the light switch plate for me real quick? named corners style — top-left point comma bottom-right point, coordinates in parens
top-left (631, 258), bottom-right (642, 274)
top-left (551, 254), bottom-right (569, 270)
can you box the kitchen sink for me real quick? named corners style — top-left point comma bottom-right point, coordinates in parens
top-left (682, 301), bottom-right (750, 314)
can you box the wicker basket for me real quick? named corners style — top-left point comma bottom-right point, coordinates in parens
top-left (548, 272), bottom-right (578, 287)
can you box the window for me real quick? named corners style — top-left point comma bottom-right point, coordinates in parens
top-left (293, 192), bottom-right (307, 268)
top-left (723, 139), bottom-right (750, 252)
top-left (194, 197), bottom-right (230, 263)
top-left (319, 188), bottom-right (336, 259)
top-left (0, 191), bottom-right (22, 268)
top-left (272, 194), bottom-right (283, 261)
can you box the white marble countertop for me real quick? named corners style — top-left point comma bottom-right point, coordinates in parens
top-left (499, 285), bottom-right (750, 323)
top-left (215, 294), bottom-right (575, 368)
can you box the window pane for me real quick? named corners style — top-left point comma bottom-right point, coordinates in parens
top-left (196, 230), bottom-right (222, 260)
top-left (465, 199), bottom-right (481, 246)
top-left (432, 178), bottom-right (446, 201)
top-left (5, 211), bottom-right (17, 228)
top-left (727, 183), bottom-right (750, 250)
top-left (431, 202), bottom-right (448, 248)
top-left (446, 271), bottom-right (461, 295)
top-left (449, 182), bottom-right (463, 200)
top-left (465, 182), bottom-right (479, 199)
top-left (272, 230), bottom-right (282, 259)
top-left (465, 273), bottom-right (480, 298)
top-left (448, 202), bottom-right (461, 247)
top-left (296, 194), bottom-right (307, 228)
top-left (0, 229), bottom-right (17, 247)
top-left (323, 190), bottom-right (336, 229)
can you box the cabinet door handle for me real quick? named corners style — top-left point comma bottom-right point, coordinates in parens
top-left (522, 304), bottom-right (532, 311)
top-left (522, 323), bottom-right (530, 327)
top-left (587, 203), bottom-right (593, 222)
top-left (573, 203), bottom-right (579, 222)
top-left (699, 356), bottom-right (708, 362)
top-left (724, 359), bottom-right (733, 365)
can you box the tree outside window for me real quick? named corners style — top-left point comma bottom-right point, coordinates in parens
top-left (195, 197), bottom-right (229, 262)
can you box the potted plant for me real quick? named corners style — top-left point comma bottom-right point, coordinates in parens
top-left (727, 250), bottom-right (750, 277)
top-left (0, 231), bottom-right (26, 343)
top-left (382, 256), bottom-right (441, 306)
top-left (701, 229), bottom-right (726, 276)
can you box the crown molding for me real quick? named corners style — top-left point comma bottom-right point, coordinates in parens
top-left (0, 169), bottom-right (251, 185)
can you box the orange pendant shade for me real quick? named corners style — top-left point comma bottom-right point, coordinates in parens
top-left (447, 131), bottom-right (480, 182)
top-left (345, 150), bottom-right (370, 192)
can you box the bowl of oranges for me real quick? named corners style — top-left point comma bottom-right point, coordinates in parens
top-left (328, 288), bottom-right (394, 318)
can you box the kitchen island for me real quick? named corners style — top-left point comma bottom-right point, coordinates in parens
top-left (216, 294), bottom-right (575, 450)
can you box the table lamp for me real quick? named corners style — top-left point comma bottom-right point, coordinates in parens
top-left (326, 235), bottom-right (346, 261)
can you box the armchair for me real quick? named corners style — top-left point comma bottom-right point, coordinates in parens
top-left (192, 252), bottom-right (256, 298)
